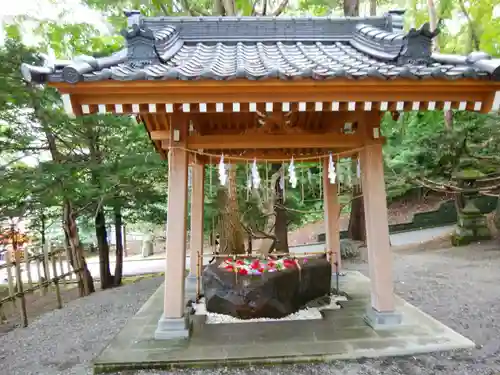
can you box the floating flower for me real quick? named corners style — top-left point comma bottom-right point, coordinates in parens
top-left (251, 260), bottom-right (261, 270)
top-left (239, 268), bottom-right (248, 276)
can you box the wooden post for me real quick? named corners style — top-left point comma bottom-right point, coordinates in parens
top-left (58, 251), bottom-right (67, 287)
top-left (322, 158), bottom-right (341, 270)
top-left (189, 162), bottom-right (205, 278)
top-left (12, 231), bottom-right (28, 328)
top-left (5, 249), bottom-right (15, 304)
top-left (360, 143), bottom-right (401, 327)
top-left (35, 252), bottom-right (44, 296)
top-left (155, 114), bottom-right (189, 340)
top-left (43, 243), bottom-right (51, 284)
top-left (23, 247), bottom-right (33, 291)
top-left (51, 252), bottom-right (63, 309)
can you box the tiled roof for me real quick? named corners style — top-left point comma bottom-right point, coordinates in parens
top-left (21, 11), bottom-right (500, 84)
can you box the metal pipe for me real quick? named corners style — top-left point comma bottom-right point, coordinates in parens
top-left (196, 250), bottom-right (201, 299)
top-left (334, 261), bottom-right (340, 295)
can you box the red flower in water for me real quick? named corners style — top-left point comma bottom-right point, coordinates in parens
top-left (251, 260), bottom-right (261, 270)
top-left (259, 268), bottom-right (264, 273)
top-left (283, 259), bottom-right (295, 268)
top-left (267, 261), bottom-right (275, 269)
top-left (235, 260), bottom-right (244, 266)
top-left (239, 268), bottom-right (248, 276)
top-left (225, 265), bottom-right (234, 271)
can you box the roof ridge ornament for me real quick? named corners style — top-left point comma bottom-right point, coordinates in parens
top-left (121, 22), bottom-right (163, 68)
top-left (397, 21), bottom-right (441, 65)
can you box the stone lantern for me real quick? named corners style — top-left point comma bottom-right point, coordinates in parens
top-left (451, 169), bottom-right (492, 246)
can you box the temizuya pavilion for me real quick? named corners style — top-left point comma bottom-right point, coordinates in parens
top-left (22, 9), bottom-right (500, 361)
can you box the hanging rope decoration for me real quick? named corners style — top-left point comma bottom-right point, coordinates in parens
top-left (300, 166), bottom-right (305, 203)
top-left (168, 145), bottom-right (364, 162)
top-left (280, 161), bottom-right (286, 202)
top-left (346, 158), bottom-right (352, 188)
top-left (209, 155), bottom-right (213, 195)
top-left (251, 158), bottom-right (261, 189)
top-left (218, 154), bottom-right (227, 186)
top-left (288, 157), bottom-right (297, 188)
top-left (265, 161), bottom-right (269, 201)
top-left (246, 161), bottom-right (251, 200)
top-left (328, 153), bottom-right (337, 184)
top-left (319, 158), bottom-right (323, 198)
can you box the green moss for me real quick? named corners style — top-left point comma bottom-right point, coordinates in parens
top-left (121, 272), bottom-right (165, 285)
top-left (453, 168), bottom-right (485, 180)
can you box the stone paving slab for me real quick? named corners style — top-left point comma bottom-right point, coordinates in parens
top-left (93, 271), bottom-right (475, 373)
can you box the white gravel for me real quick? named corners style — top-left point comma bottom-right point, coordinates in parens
top-left (3, 242), bottom-right (500, 375)
top-left (195, 296), bottom-right (346, 324)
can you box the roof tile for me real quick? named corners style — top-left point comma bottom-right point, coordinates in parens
top-left (20, 14), bottom-right (500, 84)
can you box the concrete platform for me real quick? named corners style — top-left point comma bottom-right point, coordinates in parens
top-left (93, 271), bottom-right (474, 373)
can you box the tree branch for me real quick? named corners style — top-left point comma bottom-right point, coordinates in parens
top-left (271, 0), bottom-right (289, 16)
top-left (159, 3), bottom-right (170, 15)
top-left (251, 0), bottom-right (259, 15)
top-left (457, 0), bottom-right (481, 51)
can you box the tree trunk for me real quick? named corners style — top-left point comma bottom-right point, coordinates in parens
top-left (95, 207), bottom-right (113, 289)
top-left (38, 108), bottom-right (94, 296)
top-left (343, 0), bottom-right (359, 16)
top-left (218, 165), bottom-right (245, 255)
top-left (113, 206), bottom-right (124, 286)
top-left (347, 157), bottom-right (366, 242)
top-left (494, 194), bottom-right (500, 230)
top-left (427, 0), bottom-right (438, 41)
top-left (63, 200), bottom-right (95, 295)
top-left (347, 185), bottom-right (366, 242)
top-left (40, 213), bottom-right (50, 286)
top-left (369, 0), bottom-right (376, 16)
top-left (273, 166), bottom-right (289, 253)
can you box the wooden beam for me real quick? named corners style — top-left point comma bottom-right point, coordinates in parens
top-left (53, 79), bottom-right (500, 108)
top-left (157, 133), bottom-right (363, 150)
top-left (151, 130), bottom-right (170, 140)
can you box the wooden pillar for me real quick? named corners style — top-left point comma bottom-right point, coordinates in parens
top-left (360, 143), bottom-right (401, 327)
top-left (155, 115), bottom-right (189, 340)
top-left (189, 162), bottom-right (205, 278)
top-left (322, 158), bottom-right (341, 270)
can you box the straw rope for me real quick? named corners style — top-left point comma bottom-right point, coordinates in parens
top-left (170, 146), bottom-right (364, 162)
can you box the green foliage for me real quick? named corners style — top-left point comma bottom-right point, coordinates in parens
top-left (0, 37), bottom-right (167, 245)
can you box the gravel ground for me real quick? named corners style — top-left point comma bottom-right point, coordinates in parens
top-left (2, 243), bottom-right (500, 375)
top-left (0, 276), bottom-right (163, 375)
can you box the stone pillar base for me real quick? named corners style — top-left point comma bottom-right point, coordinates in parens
top-left (154, 315), bottom-right (189, 340)
top-left (364, 307), bottom-right (402, 330)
